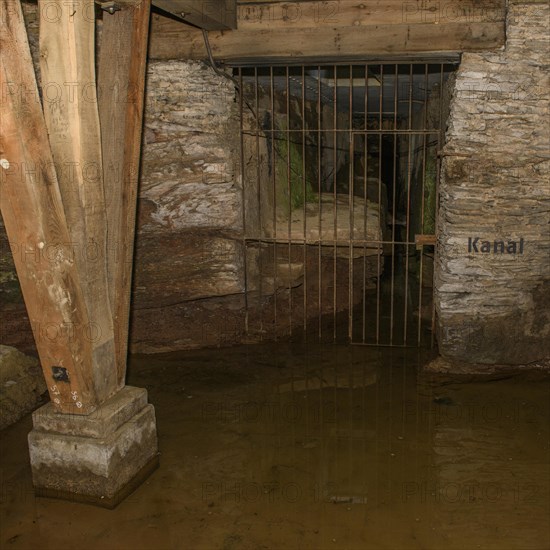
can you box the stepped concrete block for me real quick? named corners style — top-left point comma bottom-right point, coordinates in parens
top-left (28, 386), bottom-right (159, 508)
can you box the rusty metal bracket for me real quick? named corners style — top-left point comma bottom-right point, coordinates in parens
top-left (415, 234), bottom-right (437, 250)
top-left (95, 1), bottom-right (121, 15)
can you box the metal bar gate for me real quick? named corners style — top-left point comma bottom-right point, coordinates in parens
top-left (237, 63), bottom-right (456, 347)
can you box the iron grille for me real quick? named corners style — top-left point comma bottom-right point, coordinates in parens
top-left (237, 63), bottom-right (456, 346)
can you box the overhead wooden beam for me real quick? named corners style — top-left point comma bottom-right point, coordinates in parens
top-left (149, 0), bottom-right (505, 61)
top-left (237, 0), bottom-right (505, 29)
top-left (98, 0), bottom-right (151, 387)
top-left (153, 0), bottom-right (236, 30)
top-left (0, 0), bottom-right (97, 414)
top-left (38, 0), bottom-right (117, 403)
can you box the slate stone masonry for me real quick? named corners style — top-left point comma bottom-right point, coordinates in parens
top-left (435, 1), bottom-right (550, 364)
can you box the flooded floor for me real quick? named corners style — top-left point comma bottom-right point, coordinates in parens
top-left (1, 343), bottom-right (549, 549)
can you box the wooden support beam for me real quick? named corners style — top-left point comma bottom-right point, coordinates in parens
top-left (98, 0), bottom-right (151, 387)
top-left (38, 0), bottom-right (117, 403)
top-left (153, 0), bottom-right (236, 30)
top-left (0, 0), bottom-right (97, 414)
top-left (149, 0), bottom-right (505, 61)
top-left (237, 0), bottom-right (505, 30)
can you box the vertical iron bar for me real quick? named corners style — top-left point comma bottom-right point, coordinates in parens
top-left (302, 66), bottom-right (307, 339)
top-left (255, 67), bottom-right (263, 340)
top-left (390, 65), bottom-right (399, 345)
top-left (376, 64), bottom-right (383, 345)
top-left (432, 63), bottom-right (446, 347)
top-left (348, 64), bottom-right (354, 342)
top-left (271, 67), bottom-right (278, 341)
top-left (333, 64), bottom-right (337, 343)
top-left (403, 64), bottom-right (413, 345)
top-left (416, 129), bottom-right (430, 346)
top-left (413, 65), bottom-right (430, 346)
top-left (286, 67), bottom-right (292, 338)
top-left (317, 66), bottom-right (322, 342)
top-left (239, 68), bottom-right (249, 336)
top-left (417, 63), bottom-right (430, 345)
top-left (362, 64), bottom-right (369, 344)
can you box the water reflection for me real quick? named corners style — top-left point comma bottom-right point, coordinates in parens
top-left (0, 343), bottom-right (548, 550)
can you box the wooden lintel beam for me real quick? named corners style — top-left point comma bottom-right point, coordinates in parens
top-left (150, 21), bottom-right (505, 61)
top-left (98, 0), bottom-right (151, 387)
top-left (0, 0), bottom-right (97, 414)
top-left (149, 0), bottom-right (505, 60)
top-left (237, 0), bottom-right (506, 30)
top-left (153, 0), bottom-right (236, 30)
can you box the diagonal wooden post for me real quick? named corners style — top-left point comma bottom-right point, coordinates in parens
top-left (98, 0), bottom-right (151, 386)
top-left (2, 0), bottom-right (159, 505)
top-left (38, 0), bottom-right (117, 403)
top-left (0, 0), bottom-right (98, 414)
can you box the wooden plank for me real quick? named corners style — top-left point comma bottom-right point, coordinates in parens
top-left (153, 0), bottom-right (236, 29)
top-left (98, 0), bottom-right (151, 387)
top-left (0, 0), bottom-right (97, 414)
top-left (236, 0), bottom-right (505, 30)
top-left (38, 0), bottom-right (117, 403)
top-left (149, 11), bottom-right (505, 60)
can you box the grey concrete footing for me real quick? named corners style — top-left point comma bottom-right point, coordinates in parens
top-left (28, 386), bottom-right (159, 508)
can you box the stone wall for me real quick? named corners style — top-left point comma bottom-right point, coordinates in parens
top-left (436, 1), bottom-right (550, 364)
top-left (130, 60), bottom-right (247, 352)
top-left (0, 346), bottom-right (46, 430)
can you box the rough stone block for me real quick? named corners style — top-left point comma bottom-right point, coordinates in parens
top-left (28, 386), bottom-right (159, 508)
top-left (0, 345), bottom-right (46, 430)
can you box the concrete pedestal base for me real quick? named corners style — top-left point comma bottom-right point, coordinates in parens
top-left (28, 386), bottom-right (159, 508)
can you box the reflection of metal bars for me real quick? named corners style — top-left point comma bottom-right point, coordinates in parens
top-left (237, 63), bottom-right (455, 347)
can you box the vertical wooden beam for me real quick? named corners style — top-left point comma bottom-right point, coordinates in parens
top-left (98, 0), bottom-right (151, 386)
top-left (0, 0), bottom-right (97, 414)
top-left (38, 0), bottom-right (117, 402)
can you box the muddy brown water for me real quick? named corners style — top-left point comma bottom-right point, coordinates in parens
top-left (1, 343), bottom-right (549, 549)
